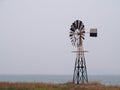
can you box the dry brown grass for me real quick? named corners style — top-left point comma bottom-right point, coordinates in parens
top-left (0, 81), bottom-right (120, 90)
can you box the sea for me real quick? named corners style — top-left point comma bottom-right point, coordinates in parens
top-left (0, 75), bottom-right (120, 85)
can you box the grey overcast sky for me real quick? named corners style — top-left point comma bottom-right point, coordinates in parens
top-left (0, 0), bottom-right (120, 75)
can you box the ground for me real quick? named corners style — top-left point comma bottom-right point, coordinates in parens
top-left (0, 81), bottom-right (120, 90)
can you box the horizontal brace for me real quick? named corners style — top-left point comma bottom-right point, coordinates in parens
top-left (72, 51), bottom-right (89, 53)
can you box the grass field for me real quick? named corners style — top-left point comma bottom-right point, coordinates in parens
top-left (0, 81), bottom-right (120, 90)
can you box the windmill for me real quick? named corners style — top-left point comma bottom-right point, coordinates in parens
top-left (69, 20), bottom-right (97, 84)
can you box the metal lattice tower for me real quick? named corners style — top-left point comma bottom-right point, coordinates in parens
top-left (69, 20), bottom-right (97, 84)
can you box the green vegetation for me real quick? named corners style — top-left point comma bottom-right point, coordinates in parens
top-left (0, 81), bottom-right (120, 90)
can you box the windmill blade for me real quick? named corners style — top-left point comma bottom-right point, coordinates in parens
top-left (81, 36), bottom-right (85, 40)
top-left (74, 21), bottom-right (78, 29)
top-left (73, 22), bottom-right (77, 29)
top-left (80, 25), bottom-right (84, 30)
top-left (77, 20), bottom-right (80, 29)
top-left (70, 37), bottom-right (73, 39)
top-left (71, 40), bottom-right (75, 46)
top-left (71, 39), bottom-right (73, 42)
top-left (71, 24), bottom-right (75, 29)
top-left (82, 30), bottom-right (85, 33)
top-left (70, 27), bottom-right (75, 32)
top-left (70, 31), bottom-right (74, 34)
top-left (76, 20), bottom-right (79, 28)
top-left (69, 33), bottom-right (74, 36)
top-left (69, 33), bottom-right (74, 37)
top-left (69, 34), bottom-right (72, 37)
top-left (78, 20), bottom-right (82, 29)
top-left (81, 31), bottom-right (85, 36)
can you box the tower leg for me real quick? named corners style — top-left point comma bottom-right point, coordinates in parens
top-left (73, 58), bottom-right (77, 83)
top-left (73, 55), bottom-right (88, 84)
